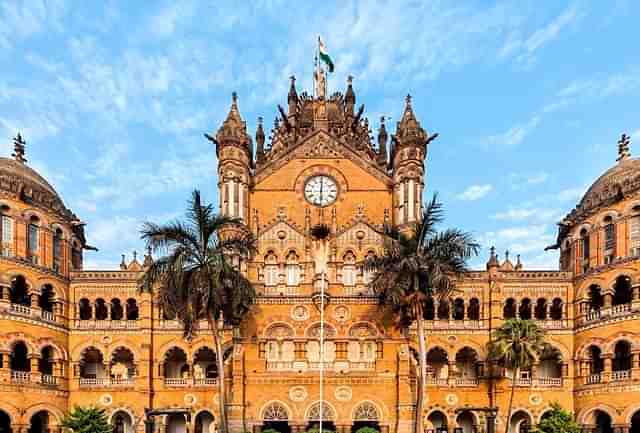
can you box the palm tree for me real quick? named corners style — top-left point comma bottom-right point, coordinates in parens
top-left (488, 319), bottom-right (545, 433)
top-left (139, 190), bottom-right (256, 433)
top-left (365, 194), bottom-right (479, 433)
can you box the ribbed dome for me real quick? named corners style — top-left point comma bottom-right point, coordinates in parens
top-left (577, 157), bottom-right (640, 213)
top-left (0, 157), bottom-right (60, 199)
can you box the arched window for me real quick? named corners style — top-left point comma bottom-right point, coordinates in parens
top-left (1, 205), bottom-right (13, 256)
top-left (467, 298), bottom-right (480, 321)
top-left (79, 347), bottom-right (105, 379)
top-left (613, 341), bottom-right (632, 372)
top-left (126, 299), bottom-right (138, 320)
top-left (630, 207), bottom-right (640, 256)
top-left (264, 251), bottom-right (278, 287)
top-left (534, 298), bottom-right (547, 320)
top-left (426, 347), bottom-right (448, 379)
top-left (285, 251), bottom-right (300, 286)
top-left (95, 298), bottom-right (108, 320)
top-left (53, 228), bottom-right (63, 272)
top-left (10, 276), bottom-right (30, 306)
top-left (110, 299), bottom-right (123, 320)
top-left (27, 215), bottom-right (39, 264)
top-left (39, 346), bottom-right (55, 376)
top-left (589, 346), bottom-right (604, 375)
top-left (362, 251), bottom-right (377, 284)
top-left (613, 276), bottom-right (632, 306)
top-left (455, 347), bottom-right (479, 378)
top-left (453, 298), bottom-right (464, 321)
top-left (194, 347), bottom-right (217, 380)
top-left (519, 298), bottom-right (532, 320)
top-left (79, 298), bottom-right (92, 320)
top-left (342, 251), bottom-right (356, 286)
top-left (588, 285), bottom-right (604, 311)
top-left (437, 299), bottom-right (450, 320)
top-left (423, 296), bottom-right (435, 320)
top-left (550, 298), bottom-right (563, 320)
top-left (163, 347), bottom-right (188, 379)
top-left (603, 216), bottom-right (616, 264)
top-left (194, 412), bottom-right (215, 433)
top-left (538, 345), bottom-right (562, 379)
top-left (580, 228), bottom-right (590, 272)
top-left (503, 298), bottom-right (516, 319)
top-left (111, 347), bottom-right (136, 379)
top-left (38, 285), bottom-right (55, 313)
top-left (10, 341), bottom-right (30, 372)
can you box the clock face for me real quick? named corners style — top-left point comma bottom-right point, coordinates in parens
top-left (304, 175), bottom-right (338, 207)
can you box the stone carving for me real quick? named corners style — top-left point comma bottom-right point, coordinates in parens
top-left (291, 305), bottom-right (310, 321)
top-left (349, 322), bottom-right (378, 338)
top-left (289, 386), bottom-right (308, 402)
top-left (333, 305), bottom-right (350, 322)
top-left (335, 386), bottom-right (353, 401)
top-left (353, 402), bottom-right (379, 421)
top-left (100, 394), bottom-right (112, 406)
top-left (111, 362), bottom-right (128, 380)
top-left (446, 393), bottom-right (458, 406)
top-left (184, 394), bottom-right (197, 406)
top-left (307, 322), bottom-right (336, 338)
top-left (266, 323), bottom-right (294, 339)
top-left (307, 402), bottom-right (335, 421)
top-left (529, 393), bottom-right (543, 406)
top-left (263, 402), bottom-right (289, 421)
top-left (193, 364), bottom-right (204, 380)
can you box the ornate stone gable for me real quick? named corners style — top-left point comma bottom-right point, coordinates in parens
top-left (257, 220), bottom-right (306, 255)
top-left (252, 130), bottom-right (391, 187)
top-left (336, 221), bottom-right (383, 251)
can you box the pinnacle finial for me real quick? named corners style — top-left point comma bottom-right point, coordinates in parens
top-left (405, 94), bottom-right (412, 107)
top-left (347, 75), bottom-right (353, 85)
top-left (12, 133), bottom-right (27, 163)
top-left (133, 250), bottom-right (137, 261)
top-left (505, 250), bottom-right (510, 261)
top-left (617, 133), bottom-right (631, 163)
top-left (231, 91), bottom-right (238, 105)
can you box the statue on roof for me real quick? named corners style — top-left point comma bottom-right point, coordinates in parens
top-left (314, 67), bottom-right (327, 100)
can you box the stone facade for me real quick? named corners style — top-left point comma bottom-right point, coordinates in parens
top-left (1, 80), bottom-right (640, 433)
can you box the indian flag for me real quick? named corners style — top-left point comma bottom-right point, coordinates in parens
top-left (318, 37), bottom-right (334, 73)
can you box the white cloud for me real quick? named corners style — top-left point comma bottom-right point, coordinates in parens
top-left (492, 207), bottom-right (560, 222)
top-left (457, 184), bottom-right (493, 201)
top-left (482, 115), bottom-right (540, 148)
top-left (509, 171), bottom-right (549, 189)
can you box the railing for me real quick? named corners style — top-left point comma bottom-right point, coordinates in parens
top-left (79, 377), bottom-right (108, 387)
top-left (515, 377), bottom-right (532, 386)
top-left (10, 303), bottom-right (31, 316)
top-left (537, 377), bottom-right (562, 387)
top-left (586, 373), bottom-right (602, 384)
top-left (11, 371), bottom-right (31, 383)
top-left (343, 286), bottom-right (375, 297)
top-left (41, 374), bottom-right (57, 385)
top-left (194, 378), bottom-right (218, 386)
top-left (426, 376), bottom-right (448, 386)
top-left (611, 303), bottom-right (632, 316)
top-left (585, 309), bottom-right (601, 322)
top-left (110, 377), bottom-right (135, 386)
top-left (41, 310), bottom-right (55, 322)
top-left (612, 370), bottom-right (631, 381)
top-left (454, 377), bottom-right (479, 387)
top-left (262, 286), bottom-right (300, 296)
top-left (349, 361), bottom-right (375, 370)
top-left (164, 377), bottom-right (189, 387)
top-left (266, 361), bottom-right (294, 371)
top-left (537, 320), bottom-right (566, 329)
top-left (76, 319), bottom-right (138, 329)
top-left (423, 320), bottom-right (482, 329)
top-left (308, 362), bottom-right (335, 370)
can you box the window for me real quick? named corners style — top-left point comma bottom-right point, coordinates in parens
top-left (285, 251), bottom-right (299, 286)
top-left (27, 217), bottom-right (39, 264)
top-left (580, 229), bottom-right (590, 272)
top-left (630, 214), bottom-right (640, 256)
top-left (342, 251), bottom-right (356, 286)
top-left (53, 229), bottom-right (62, 272)
top-left (264, 252), bottom-right (278, 287)
top-left (604, 217), bottom-right (615, 263)
top-left (362, 250), bottom-right (376, 284)
top-left (1, 211), bottom-right (13, 256)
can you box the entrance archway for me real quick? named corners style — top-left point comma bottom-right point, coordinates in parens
top-left (166, 414), bottom-right (186, 433)
top-left (111, 411), bottom-right (133, 433)
top-left (456, 411), bottom-right (475, 433)
top-left (27, 411), bottom-right (49, 433)
top-left (509, 411), bottom-right (531, 433)
top-left (262, 402), bottom-right (290, 433)
top-left (426, 411), bottom-right (448, 433)
top-left (306, 402), bottom-right (335, 433)
top-left (594, 411), bottom-right (613, 433)
top-left (631, 410), bottom-right (640, 433)
top-left (351, 402), bottom-right (380, 433)
top-left (194, 411), bottom-right (215, 433)
top-left (0, 410), bottom-right (12, 433)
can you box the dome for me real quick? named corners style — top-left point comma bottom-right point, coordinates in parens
top-left (576, 157), bottom-right (640, 215)
top-left (0, 157), bottom-right (60, 198)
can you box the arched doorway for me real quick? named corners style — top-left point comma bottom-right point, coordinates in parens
top-left (111, 411), bottom-right (133, 433)
top-left (456, 411), bottom-right (475, 433)
top-left (166, 414), bottom-right (186, 433)
top-left (27, 411), bottom-right (49, 433)
top-left (509, 411), bottom-right (531, 433)
top-left (426, 411), bottom-right (448, 433)
top-left (351, 402), bottom-right (380, 433)
top-left (194, 411), bottom-right (215, 433)
top-left (262, 402), bottom-right (290, 433)
top-left (594, 411), bottom-right (613, 433)
top-left (630, 410), bottom-right (640, 433)
top-left (0, 410), bottom-right (12, 433)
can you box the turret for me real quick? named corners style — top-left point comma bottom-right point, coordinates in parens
top-left (209, 92), bottom-right (252, 221)
top-left (288, 75), bottom-right (298, 119)
top-left (377, 116), bottom-right (388, 167)
top-left (345, 75), bottom-right (355, 118)
top-left (256, 117), bottom-right (265, 164)
top-left (391, 94), bottom-right (431, 226)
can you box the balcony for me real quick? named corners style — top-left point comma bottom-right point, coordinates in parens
top-left (612, 370), bottom-right (631, 382)
top-left (75, 319), bottom-right (138, 330)
top-left (164, 377), bottom-right (217, 387)
top-left (5, 303), bottom-right (59, 324)
top-left (586, 373), bottom-right (602, 384)
top-left (11, 370), bottom-right (31, 383)
top-left (426, 376), bottom-right (448, 386)
top-left (79, 377), bottom-right (135, 387)
top-left (454, 377), bottom-right (479, 387)
top-left (537, 377), bottom-right (562, 387)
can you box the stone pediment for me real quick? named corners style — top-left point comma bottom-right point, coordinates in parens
top-left (336, 221), bottom-right (383, 250)
top-left (258, 220), bottom-right (306, 253)
top-left (253, 130), bottom-right (391, 186)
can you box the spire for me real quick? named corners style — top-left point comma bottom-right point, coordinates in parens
top-left (288, 75), bottom-right (298, 115)
top-left (617, 133), bottom-right (631, 163)
top-left (12, 133), bottom-right (27, 164)
top-left (515, 254), bottom-right (523, 271)
top-left (256, 117), bottom-right (265, 162)
top-left (217, 92), bottom-right (249, 142)
top-left (345, 75), bottom-right (355, 117)
top-left (120, 254), bottom-right (127, 270)
top-left (377, 116), bottom-right (388, 165)
top-left (486, 246), bottom-right (499, 270)
top-left (501, 250), bottom-right (514, 271)
top-left (395, 93), bottom-right (426, 143)
top-left (143, 246), bottom-right (153, 269)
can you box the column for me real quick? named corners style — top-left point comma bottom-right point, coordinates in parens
top-left (29, 355), bottom-right (41, 383)
top-left (603, 354), bottom-right (613, 383)
top-left (408, 179), bottom-right (415, 222)
top-left (448, 360), bottom-right (456, 386)
top-left (397, 182), bottom-right (404, 225)
top-left (531, 362), bottom-right (539, 386)
top-left (228, 181), bottom-right (235, 217)
top-left (238, 182), bottom-right (244, 221)
top-left (604, 293), bottom-right (613, 309)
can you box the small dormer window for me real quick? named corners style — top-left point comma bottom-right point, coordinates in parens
top-left (28, 216), bottom-right (39, 264)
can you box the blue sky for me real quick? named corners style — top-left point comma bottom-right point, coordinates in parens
top-left (1, 1), bottom-right (639, 270)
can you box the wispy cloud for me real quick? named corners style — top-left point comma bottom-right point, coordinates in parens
top-left (508, 172), bottom-right (549, 190)
top-left (482, 115), bottom-right (540, 149)
top-left (457, 184), bottom-right (493, 201)
top-left (492, 207), bottom-right (560, 222)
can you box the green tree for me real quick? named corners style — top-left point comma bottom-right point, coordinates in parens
top-left (365, 195), bottom-right (479, 433)
top-left (61, 406), bottom-right (112, 433)
top-left (532, 403), bottom-right (581, 433)
top-left (139, 190), bottom-right (256, 433)
top-left (488, 319), bottom-right (545, 433)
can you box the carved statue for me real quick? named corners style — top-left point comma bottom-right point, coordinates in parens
top-left (111, 362), bottom-right (129, 380)
top-left (314, 68), bottom-right (326, 99)
top-left (311, 239), bottom-right (330, 276)
top-left (193, 364), bottom-right (205, 380)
